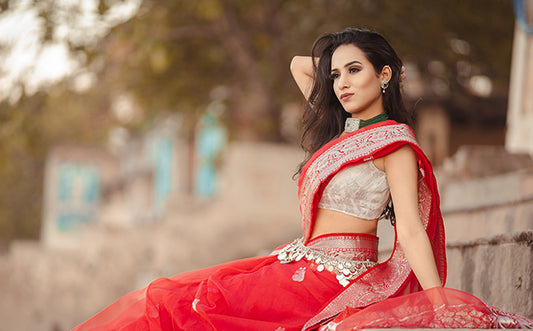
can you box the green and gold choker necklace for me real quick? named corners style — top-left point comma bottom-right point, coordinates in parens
top-left (344, 112), bottom-right (389, 133)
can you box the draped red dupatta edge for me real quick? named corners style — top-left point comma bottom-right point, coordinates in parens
top-left (297, 120), bottom-right (447, 330)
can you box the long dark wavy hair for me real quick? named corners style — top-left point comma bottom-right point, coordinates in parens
top-left (296, 27), bottom-right (414, 175)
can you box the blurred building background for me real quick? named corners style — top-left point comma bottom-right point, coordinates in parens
top-left (0, 0), bottom-right (532, 330)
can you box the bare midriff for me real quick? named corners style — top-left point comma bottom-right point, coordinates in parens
top-left (310, 208), bottom-right (378, 239)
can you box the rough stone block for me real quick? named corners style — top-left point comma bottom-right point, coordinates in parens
top-left (446, 231), bottom-right (533, 319)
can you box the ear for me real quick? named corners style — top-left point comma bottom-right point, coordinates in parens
top-left (380, 65), bottom-right (392, 82)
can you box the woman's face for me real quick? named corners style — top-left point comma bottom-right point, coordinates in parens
top-left (330, 44), bottom-right (387, 119)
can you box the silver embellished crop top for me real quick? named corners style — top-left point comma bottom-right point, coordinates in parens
top-left (318, 161), bottom-right (390, 220)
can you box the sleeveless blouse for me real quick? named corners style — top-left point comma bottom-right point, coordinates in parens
top-left (318, 161), bottom-right (390, 220)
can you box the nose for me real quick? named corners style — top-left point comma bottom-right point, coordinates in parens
top-left (337, 74), bottom-right (349, 90)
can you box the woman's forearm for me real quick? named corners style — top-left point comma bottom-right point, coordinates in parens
top-left (384, 145), bottom-right (442, 290)
top-left (397, 224), bottom-right (442, 290)
top-left (290, 56), bottom-right (314, 78)
top-left (290, 56), bottom-right (316, 99)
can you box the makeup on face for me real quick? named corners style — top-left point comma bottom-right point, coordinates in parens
top-left (330, 44), bottom-right (384, 120)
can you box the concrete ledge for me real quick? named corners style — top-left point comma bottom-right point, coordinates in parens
top-left (443, 196), bottom-right (533, 242)
top-left (446, 229), bottom-right (533, 248)
top-left (441, 168), bottom-right (533, 213)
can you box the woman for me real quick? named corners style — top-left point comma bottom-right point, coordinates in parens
top-left (288, 27), bottom-right (531, 331)
top-left (73, 28), bottom-right (531, 331)
top-left (285, 27), bottom-right (447, 330)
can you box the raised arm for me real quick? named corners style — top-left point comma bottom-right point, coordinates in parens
top-left (290, 56), bottom-right (315, 100)
top-left (383, 145), bottom-right (442, 290)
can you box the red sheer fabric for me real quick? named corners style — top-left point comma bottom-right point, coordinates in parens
top-left (73, 255), bottom-right (344, 330)
top-left (326, 287), bottom-right (533, 330)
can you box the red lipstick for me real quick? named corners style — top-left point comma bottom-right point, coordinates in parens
top-left (340, 93), bottom-right (353, 101)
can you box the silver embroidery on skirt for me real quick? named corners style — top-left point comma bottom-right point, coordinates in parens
top-left (277, 238), bottom-right (377, 287)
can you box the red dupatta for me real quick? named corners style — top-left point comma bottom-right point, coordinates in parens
top-left (298, 120), bottom-right (447, 330)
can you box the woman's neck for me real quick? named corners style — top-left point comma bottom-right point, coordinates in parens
top-left (345, 112), bottom-right (389, 133)
top-left (358, 112), bottom-right (389, 128)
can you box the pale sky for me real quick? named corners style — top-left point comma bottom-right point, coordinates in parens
top-left (0, 0), bottom-right (141, 103)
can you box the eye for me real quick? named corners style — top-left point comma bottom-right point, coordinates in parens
top-left (330, 72), bottom-right (340, 80)
top-left (349, 67), bottom-right (361, 74)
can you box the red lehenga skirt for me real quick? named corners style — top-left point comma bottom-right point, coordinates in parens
top-left (73, 233), bottom-right (379, 331)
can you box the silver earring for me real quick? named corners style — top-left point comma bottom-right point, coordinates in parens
top-left (381, 81), bottom-right (389, 93)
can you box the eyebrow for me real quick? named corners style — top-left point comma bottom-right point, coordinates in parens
top-left (331, 60), bottom-right (363, 73)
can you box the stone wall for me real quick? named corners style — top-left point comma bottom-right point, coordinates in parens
top-left (437, 146), bottom-right (533, 319)
top-left (446, 231), bottom-right (533, 319)
top-left (441, 168), bottom-right (533, 242)
top-left (436, 145), bottom-right (533, 242)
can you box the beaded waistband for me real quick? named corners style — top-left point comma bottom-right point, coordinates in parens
top-left (277, 233), bottom-right (378, 287)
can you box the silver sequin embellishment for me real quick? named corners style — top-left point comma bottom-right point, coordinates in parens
top-left (292, 267), bottom-right (306, 282)
top-left (277, 238), bottom-right (377, 287)
top-left (344, 118), bottom-right (361, 133)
